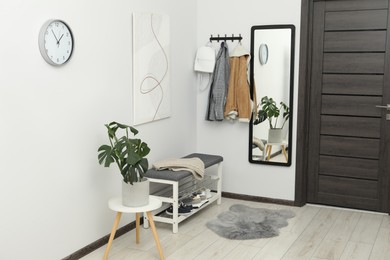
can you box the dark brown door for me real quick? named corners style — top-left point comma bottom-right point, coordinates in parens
top-left (307, 0), bottom-right (390, 212)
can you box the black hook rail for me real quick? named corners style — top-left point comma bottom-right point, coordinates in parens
top-left (209, 34), bottom-right (242, 42)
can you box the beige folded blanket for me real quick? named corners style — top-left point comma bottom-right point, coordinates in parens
top-left (153, 157), bottom-right (205, 180)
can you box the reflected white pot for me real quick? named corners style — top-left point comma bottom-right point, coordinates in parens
top-left (122, 178), bottom-right (149, 207)
top-left (268, 128), bottom-right (282, 143)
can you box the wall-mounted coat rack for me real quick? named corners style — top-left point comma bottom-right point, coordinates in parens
top-left (210, 34), bottom-right (242, 42)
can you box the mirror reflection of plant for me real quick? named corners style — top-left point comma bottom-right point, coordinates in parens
top-left (253, 96), bottom-right (290, 129)
top-left (98, 122), bottom-right (150, 185)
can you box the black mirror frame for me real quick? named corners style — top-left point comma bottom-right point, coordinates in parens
top-left (249, 24), bottom-right (295, 167)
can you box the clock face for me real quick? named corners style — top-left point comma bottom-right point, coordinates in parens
top-left (259, 43), bottom-right (268, 65)
top-left (39, 20), bottom-right (73, 66)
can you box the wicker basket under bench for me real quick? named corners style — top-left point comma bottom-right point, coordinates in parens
top-left (143, 153), bottom-right (223, 233)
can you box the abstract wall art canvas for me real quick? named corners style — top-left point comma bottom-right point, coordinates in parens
top-left (132, 12), bottom-right (171, 125)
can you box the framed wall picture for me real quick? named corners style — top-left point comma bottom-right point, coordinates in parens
top-left (133, 12), bottom-right (171, 125)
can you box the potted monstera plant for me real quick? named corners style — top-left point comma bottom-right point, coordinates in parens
top-left (254, 96), bottom-right (290, 143)
top-left (98, 121), bottom-right (151, 207)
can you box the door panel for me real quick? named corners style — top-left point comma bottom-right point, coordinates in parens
top-left (319, 155), bottom-right (378, 180)
top-left (321, 95), bottom-right (382, 117)
top-left (324, 31), bottom-right (386, 52)
top-left (322, 74), bottom-right (383, 95)
top-left (307, 0), bottom-right (389, 212)
top-left (321, 115), bottom-right (381, 138)
top-left (325, 0), bottom-right (388, 11)
top-left (317, 193), bottom-right (378, 211)
top-left (318, 175), bottom-right (377, 199)
top-left (320, 136), bottom-right (380, 159)
top-left (325, 10), bottom-right (388, 30)
top-left (323, 53), bottom-right (385, 74)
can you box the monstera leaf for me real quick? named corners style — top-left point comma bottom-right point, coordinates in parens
top-left (253, 110), bottom-right (267, 125)
top-left (98, 145), bottom-right (118, 167)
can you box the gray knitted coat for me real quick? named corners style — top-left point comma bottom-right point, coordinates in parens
top-left (207, 42), bottom-right (230, 121)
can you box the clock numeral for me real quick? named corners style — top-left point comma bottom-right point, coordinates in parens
top-left (68, 41), bottom-right (71, 45)
top-left (55, 22), bottom-right (59, 27)
top-left (63, 56), bottom-right (65, 60)
top-left (67, 50), bottom-right (70, 54)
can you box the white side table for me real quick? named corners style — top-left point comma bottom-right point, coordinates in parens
top-left (103, 196), bottom-right (164, 260)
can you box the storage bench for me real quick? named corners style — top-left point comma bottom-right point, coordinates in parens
top-left (144, 153), bottom-right (223, 233)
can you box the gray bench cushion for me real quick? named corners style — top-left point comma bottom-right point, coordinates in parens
top-left (145, 153), bottom-right (223, 181)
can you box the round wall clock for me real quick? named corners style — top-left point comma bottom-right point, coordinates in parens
top-left (259, 43), bottom-right (269, 65)
top-left (38, 19), bottom-right (74, 66)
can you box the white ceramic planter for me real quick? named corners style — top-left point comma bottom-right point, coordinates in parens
top-left (122, 178), bottom-right (150, 207)
top-left (268, 128), bottom-right (282, 143)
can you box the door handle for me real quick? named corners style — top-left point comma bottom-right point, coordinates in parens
top-left (375, 104), bottom-right (390, 110)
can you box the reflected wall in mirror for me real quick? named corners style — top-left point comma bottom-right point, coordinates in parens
top-left (249, 25), bottom-right (295, 166)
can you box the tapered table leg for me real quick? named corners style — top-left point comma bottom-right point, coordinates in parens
top-left (281, 145), bottom-right (288, 161)
top-left (135, 212), bottom-right (140, 244)
top-left (267, 145), bottom-right (272, 161)
top-left (146, 211), bottom-right (165, 260)
top-left (103, 212), bottom-right (122, 260)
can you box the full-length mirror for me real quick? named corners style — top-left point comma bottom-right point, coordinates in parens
top-left (249, 25), bottom-right (295, 166)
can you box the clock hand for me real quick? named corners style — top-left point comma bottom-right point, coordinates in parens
top-left (51, 29), bottom-right (60, 45)
top-left (58, 34), bottom-right (64, 43)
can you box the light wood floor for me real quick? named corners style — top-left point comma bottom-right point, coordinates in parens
top-left (81, 198), bottom-right (390, 260)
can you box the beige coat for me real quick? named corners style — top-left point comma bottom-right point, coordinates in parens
top-left (224, 54), bottom-right (253, 122)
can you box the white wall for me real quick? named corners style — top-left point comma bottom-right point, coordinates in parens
top-left (0, 0), bottom-right (197, 259)
top-left (196, 0), bottom-right (301, 200)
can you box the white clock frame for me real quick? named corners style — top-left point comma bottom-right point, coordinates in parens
top-left (38, 19), bottom-right (74, 66)
top-left (259, 43), bottom-right (269, 65)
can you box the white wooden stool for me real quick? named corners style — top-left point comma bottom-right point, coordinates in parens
top-left (103, 196), bottom-right (164, 260)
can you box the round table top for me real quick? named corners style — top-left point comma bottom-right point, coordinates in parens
top-left (266, 140), bottom-right (288, 145)
top-left (108, 196), bottom-right (162, 213)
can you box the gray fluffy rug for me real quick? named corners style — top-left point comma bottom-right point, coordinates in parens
top-left (206, 204), bottom-right (295, 240)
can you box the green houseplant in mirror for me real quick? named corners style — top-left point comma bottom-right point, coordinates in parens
top-left (254, 96), bottom-right (290, 143)
top-left (98, 121), bottom-right (151, 207)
